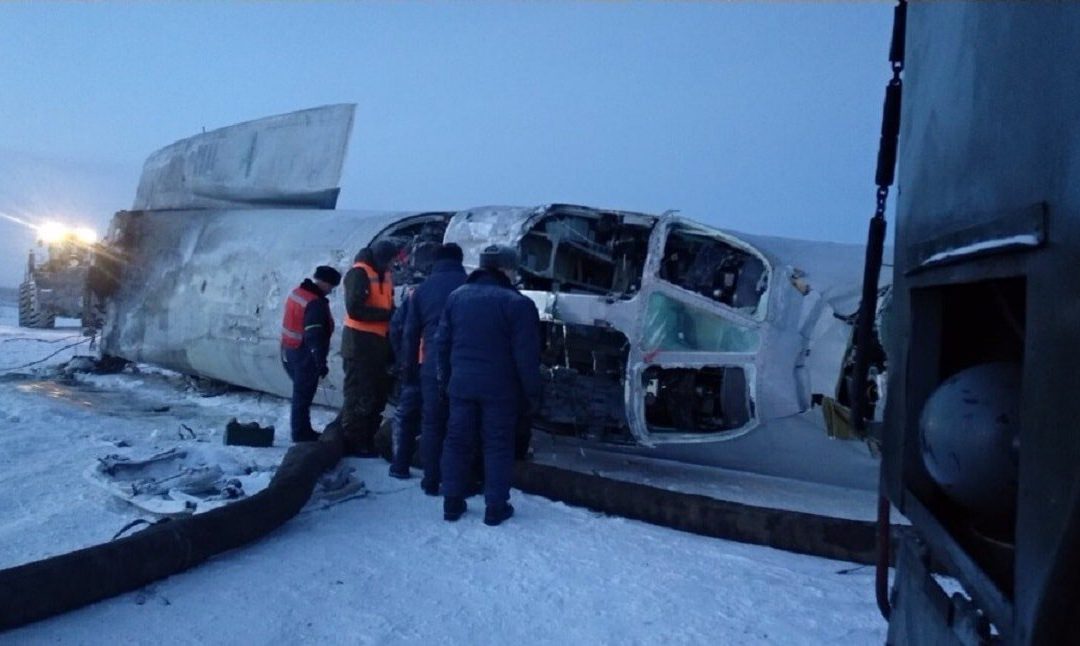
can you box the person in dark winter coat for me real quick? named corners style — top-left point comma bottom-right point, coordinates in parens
top-left (340, 240), bottom-right (397, 457)
top-left (388, 289), bottom-right (421, 478)
top-left (401, 243), bottom-right (467, 495)
top-left (280, 265), bottom-right (341, 442)
top-left (436, 245), bottom-right (541, 526)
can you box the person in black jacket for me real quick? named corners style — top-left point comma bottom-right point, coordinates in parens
top-left (436, 245), bottom-right (541, 526)
top-left (340, 241), bottom-right (397, 457)
top-left (401, 243), bottom-right (468, 494)
top-left (280, 265), bottom-right (341, 442)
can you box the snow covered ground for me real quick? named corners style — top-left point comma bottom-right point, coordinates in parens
top-left (0, 302), bottom-right (888, 644)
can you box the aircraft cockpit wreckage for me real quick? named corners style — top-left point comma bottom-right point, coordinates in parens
top-left (86, 104), bottom-right (886, 484)
top-left (1, 95), bottom-right (901, 636)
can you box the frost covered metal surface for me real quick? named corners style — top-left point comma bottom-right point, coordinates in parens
top-left (99, 208), bottom-right (417, 403)
top-left (918, 233), bottom-right (1040, 268)
top-left (133, 104), bottom-right (355, 211)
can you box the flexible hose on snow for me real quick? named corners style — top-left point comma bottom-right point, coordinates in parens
top-left (513, 461), bottom-right (909, 566)
top-left (1, 425), bottom-right (903, 632)
top-left (0, 424), bottom-right (344, 631)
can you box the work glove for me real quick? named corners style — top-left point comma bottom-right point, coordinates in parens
top-left (319, 364), bottom-right (329, 379)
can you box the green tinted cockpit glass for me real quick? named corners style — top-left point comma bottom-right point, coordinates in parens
top-left (642, 292), bottom-right (760, 353)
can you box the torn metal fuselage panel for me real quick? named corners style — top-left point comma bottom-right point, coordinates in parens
top-left (447, 204), bottom-right (875, 449)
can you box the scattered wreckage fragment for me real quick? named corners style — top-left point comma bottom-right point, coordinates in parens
top-left (87, 447), bottom-right (240, 516)
top-left (86, 442), bottom-right (364, 516)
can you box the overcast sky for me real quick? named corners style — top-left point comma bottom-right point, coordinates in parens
top-left (0, 2), bottom-right (893, 287)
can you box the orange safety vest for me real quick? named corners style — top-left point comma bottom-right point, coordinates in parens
top-left (343, 261), bottom-right (394, 337)
top-left (281, 286), bottom-right (318, 349)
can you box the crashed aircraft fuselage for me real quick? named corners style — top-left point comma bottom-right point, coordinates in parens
top-left (95, 105), bottom-right (880, 487)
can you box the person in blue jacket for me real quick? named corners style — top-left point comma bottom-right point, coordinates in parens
top-left (435, 245), bottom-right (541, 526)
top-left (388, 289), bottom-right (421, 478)
top-left (280, 265), bottom-right (341, 442)
top-left (400, 243), bottom-right (468, 494)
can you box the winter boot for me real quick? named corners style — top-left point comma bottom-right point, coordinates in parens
top-left (388, 465), bottom-right (411, 480)
top-left (421, 479), bottom-right (440, 496)
top-left (443, 496), bottom-right (467, 522)
top-left (484, 503), bottom-right (514, 527)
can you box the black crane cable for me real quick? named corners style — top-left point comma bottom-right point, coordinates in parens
top-left (0, 337), bottom-right (92, 374)
top-left (850, 0), bottom-right (906, 622)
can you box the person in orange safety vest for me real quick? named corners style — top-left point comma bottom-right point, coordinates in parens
top-left (281, 265), bottom-right (340, 442)
top-left (339, 241), bottom-right (397, 456)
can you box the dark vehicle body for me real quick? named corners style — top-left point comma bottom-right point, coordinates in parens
top-left (882, 4), bottom-right (1080, 644)
top-left (19, 238), bottom-right (94, 329)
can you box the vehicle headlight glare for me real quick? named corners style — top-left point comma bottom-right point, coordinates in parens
top-left (37, 221), bottom-right (69, 244)
top-left (75, 227), bottom-right (98, 244)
